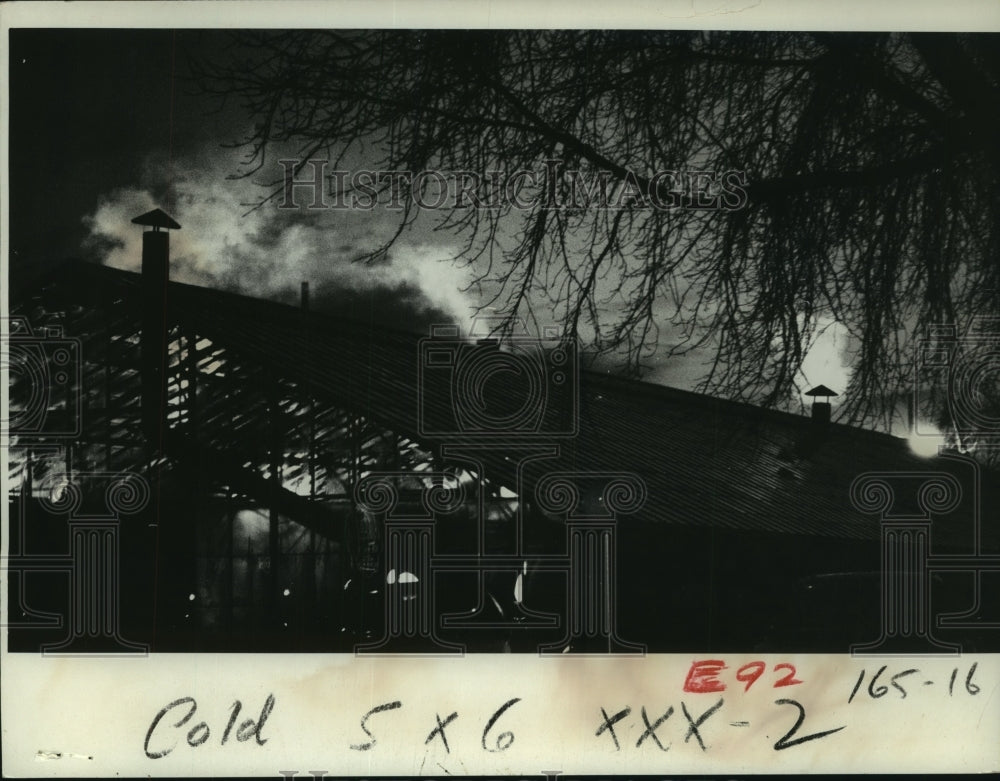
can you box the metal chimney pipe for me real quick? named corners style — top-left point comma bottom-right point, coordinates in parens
top-left (141, 231), bottom-right (169, 445)
top-left (132, 208), bottom-right (180, 447)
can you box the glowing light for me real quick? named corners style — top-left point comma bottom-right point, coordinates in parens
top-left (908, 422), bottom-right (946, 458)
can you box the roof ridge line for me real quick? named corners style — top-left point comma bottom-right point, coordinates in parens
top-left (50, 259), bottom-right (916, 447)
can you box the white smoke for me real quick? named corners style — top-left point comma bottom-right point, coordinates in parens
top-left (82, 150), bottom-right (479, 330)
top-left (82, 148), bottom-right (855, 401)
top-left (797, 315), bottom-right (852, 400)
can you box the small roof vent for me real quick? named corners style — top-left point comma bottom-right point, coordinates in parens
top-left (805, 385), bottom-right (838, 425)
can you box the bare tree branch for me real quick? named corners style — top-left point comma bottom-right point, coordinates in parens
top-left (192, 30), bottom-right (1000, 448)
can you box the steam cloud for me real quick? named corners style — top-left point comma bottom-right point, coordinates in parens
top-left (81, 148), bottom-right (852, 402)
top-left (83, 150), bottom-right (478, 333)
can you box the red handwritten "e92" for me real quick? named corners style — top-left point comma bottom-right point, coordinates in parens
top-left (683, 660), bottom-right (803, 694)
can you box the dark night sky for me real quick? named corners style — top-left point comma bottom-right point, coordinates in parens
top-left (10, 29), bottom-right (228, 272)
top-left (6, 27), bottom-right (851, 395)
top-left (8, 28), bottom-right (475, 334)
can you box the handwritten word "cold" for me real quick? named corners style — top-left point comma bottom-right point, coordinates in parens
top-left (144, 694), bottom-right (276, 759)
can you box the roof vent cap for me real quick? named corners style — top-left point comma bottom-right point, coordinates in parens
top-left (131, 208), bottom-right (181, 231)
